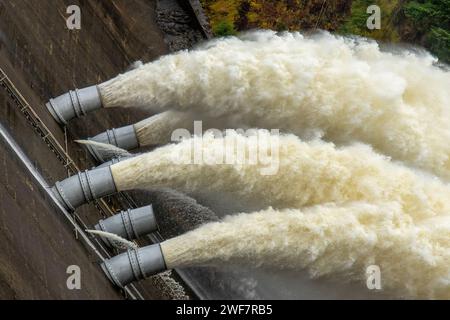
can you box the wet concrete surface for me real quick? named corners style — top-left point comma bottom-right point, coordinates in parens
top-left (0, 0), bottom-right (197, 299)
top-left (0, 128), bottom-right (123, 299)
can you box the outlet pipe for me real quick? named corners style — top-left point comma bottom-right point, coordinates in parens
top-left (51, 166), bottom-right (117, 211)
top-left (46, 86), bottom-right (103, 125)
top-left (95, 205), bottom-right (158, 248)
top-left (101, 244), bottom-right (167, 287)
top-left (86, 126), bottom-right (139, 162)
top-left (46, 61), bottom-right (143, 125)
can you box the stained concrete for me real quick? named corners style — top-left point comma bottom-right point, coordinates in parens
top-left (0, 131), bottom-right (122, 299)
top-left (0, 0), bottom-right (199, 299)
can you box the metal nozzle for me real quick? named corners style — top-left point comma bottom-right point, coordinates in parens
top-left (46, 85), bottom-right (102, 125)
top-left (86, 125), bottom-right (139, 162)
top-left (51, 166), bottom-right (117, 211)
top-left (101, 244), bottom-right (167, 287)
top-left (95, 205), bottom-right (158, 248)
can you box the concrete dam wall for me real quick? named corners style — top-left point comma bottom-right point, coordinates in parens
top-left (0, 0), bottom-right (206, 299)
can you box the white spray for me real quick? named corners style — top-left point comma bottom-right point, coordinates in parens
top-left (76, 140), bottom-right (132, 159)
top-left (110, 131), bottom-right (450, 216)
top-left (107, 131), bottom-right (450, 299)
top-left (134, 111), bottom-right (196, 147)
top-left (159, 202), bottom-right (450, 299)
top-left (85, 229), bottom-right (138, 250)
top-left (133, 111), bottom-right (247, 147)
top-left (98, 31), bottom-right (450, 179)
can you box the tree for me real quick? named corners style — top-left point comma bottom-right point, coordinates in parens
top-left (213, 20), bottom-right (237, 36)
top-left (404, 0), bottom-right (450, 62)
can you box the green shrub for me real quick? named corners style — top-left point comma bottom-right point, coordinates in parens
top-left (213, 20), bottom-right (237, 36)
top-left (404, 0), bottom-right (450, 62)
top-left (427, 27), bottom-right (450, 62)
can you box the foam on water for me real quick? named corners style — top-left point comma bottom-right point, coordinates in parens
top-left (99, 30), bottom-right (450, 179)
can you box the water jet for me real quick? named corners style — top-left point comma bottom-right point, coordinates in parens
top-left (46, 31), bottom-right (450, 178)
top-left (101, 203), bottom-right (450, 298)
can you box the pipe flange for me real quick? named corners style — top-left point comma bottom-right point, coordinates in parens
top-left (121, 210), bottom-right (134, 240)
top-left (74, 89), bottom-right (88, 116)
top-left (127, 250), bottom-right (141, 280)
top-left (85, 169), bottom-right (97, 200)
top-left (127, 208), bottom-right (139, 239)
top-left (108, 129), bottom-right (119, 146)
top-left (69, 90), bottom-right (81, 118)
top-left (78, 171), bottom-right (92, 203)
top-left (135, 248), bottom-right (147, 279)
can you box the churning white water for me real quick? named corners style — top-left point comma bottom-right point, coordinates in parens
top-left (160, 202), bottom-right (450, 299)
top-left (92, 31), bottom-right (450, 299)
top-left (99, 30), bottom-right (450, 179)
top-left (108, 132), bottom-right (450, 298)
top-left (134, 111), bottom-right (246, 147)
top-left (110, 131), bottom-right (450, 216)
top-left (76, 140), bottom-right (132, 159)
top-left (134, 111), bottom-right (195, 147)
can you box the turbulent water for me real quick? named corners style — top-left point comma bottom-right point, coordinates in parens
top-left (96, 30), bottom-right (450, 298)
top-left (134, 111), bottom-right (195, 147)
top-left (108, 132), bottom-right (450, 298)
top-left (144, 188), bottom-right (259, 299)
top-left (133, 111), bottom-right (240, 147)
top-left (107, 131), bottom-right (450, 298)
top-left (160, 202), bottom-right (450, 299)
top-left (99, 30), bottom-right (450, 179)
top-left (145, 188), bottom-right (218, 238)
top-left (111, 131), bottom-right (450, 215)
top-left (76, 140), bottom-right (132, 160)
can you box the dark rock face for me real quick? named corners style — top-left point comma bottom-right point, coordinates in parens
top-left (182, 0), bottom-right (214, 39)
top-left (156, 0), bottom-right (205, 51)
